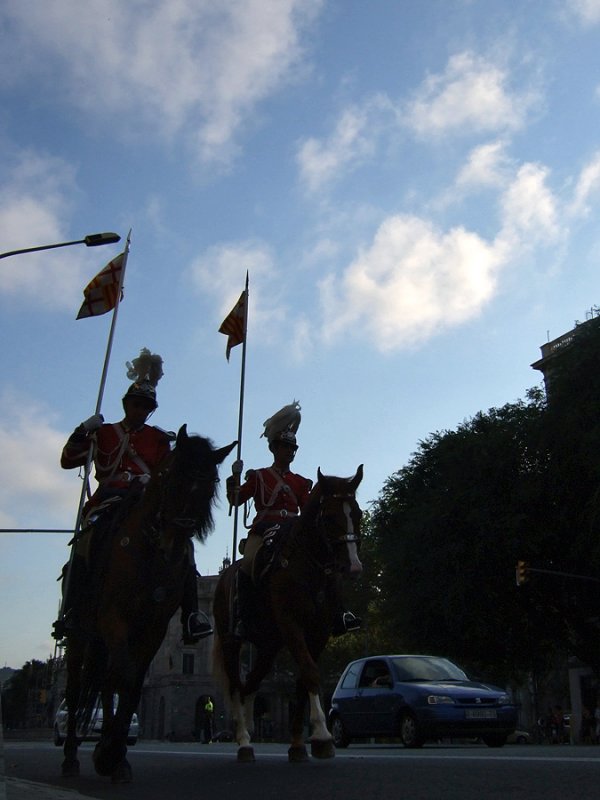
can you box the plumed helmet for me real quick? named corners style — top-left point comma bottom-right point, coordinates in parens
top-left (269, 429), bottom-right (298, 450)
top-left (122, 380), bottom-right (158, 408)
top-left (122, 347), bottom-right (163, 410)
top-left (262, 401), bottom-right (301, 451)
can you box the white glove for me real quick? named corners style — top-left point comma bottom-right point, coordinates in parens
top-left (81, 413), bottom-right (104, 432)
top-left (231, 459), bottom-right (244, 475)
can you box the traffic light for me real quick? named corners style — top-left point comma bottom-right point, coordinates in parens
top-left (515, 560), bottom-right (529, 586)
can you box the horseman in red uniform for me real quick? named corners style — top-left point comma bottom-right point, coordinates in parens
top-left (226, 400), bottom-right (360, 639)
top-left (53, 348), bottom-right (212, 644)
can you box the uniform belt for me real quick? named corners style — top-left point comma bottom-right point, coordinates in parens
top-left (105, 471), bottom-right (150, 485)
top-left (256, 509), bottom-right (298, 520)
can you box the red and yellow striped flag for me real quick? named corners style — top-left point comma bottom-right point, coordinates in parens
top-left (76, 253), bottom-right (124, 319)
top-left (219, 291), bottom-right (246, 360)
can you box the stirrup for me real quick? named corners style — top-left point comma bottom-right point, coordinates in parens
top-left (183, 612), bottom-right (213, 644)
top-left (342, 611), bottom-right (361, 632)
top-left (52, 609), bottom-right (77, 640)
top-left (332, 610), bottom-right (362, 637)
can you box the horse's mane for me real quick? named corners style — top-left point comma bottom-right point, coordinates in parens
top-left (168, 432), bottom-right (222, 542)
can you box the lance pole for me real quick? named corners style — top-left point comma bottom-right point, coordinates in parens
top-left (231, 272), bottom-right (249, 561)
top-left (55, 230), bottom-right (131, 630)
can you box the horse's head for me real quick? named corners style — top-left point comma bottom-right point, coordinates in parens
top-left (315, 464), bottom-right (364, 577)
top-left (156, 425), bottom-right (237, 542)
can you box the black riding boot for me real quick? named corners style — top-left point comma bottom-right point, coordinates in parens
top-left (233, 569), bottom-right (256, 640)
top-left (52, 554), bottom-right (87, 640)
top-left (181, 566), bottom-right (213, 645)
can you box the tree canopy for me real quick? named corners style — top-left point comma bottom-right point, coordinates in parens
top-left (365, 317), bottom-right (600, 683)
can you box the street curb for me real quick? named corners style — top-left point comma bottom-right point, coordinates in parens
top-left (2, 777), bottom-right (96, 800)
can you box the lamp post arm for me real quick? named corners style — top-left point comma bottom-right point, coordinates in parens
top-left (0, 232), bottom-right (120, 260)
top-left (0, 240), bottom-right (85, 259)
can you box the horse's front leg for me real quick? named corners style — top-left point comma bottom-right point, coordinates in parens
top-left (222, 636), bottom-right (256, 762)
top-left (93, 620), bottom-right (135, 781)
top-left (284, 628), bottom-right (334, 760)
top-left (62, 644), bottom-right (83, 777)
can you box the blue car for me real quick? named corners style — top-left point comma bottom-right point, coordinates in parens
top-left (328, 655), bottom-right (517, 748)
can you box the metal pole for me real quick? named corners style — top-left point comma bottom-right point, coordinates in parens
top-left (56, 231), bottom-right (131, 626)
top-left (231, 272), bottom-right (249, 561)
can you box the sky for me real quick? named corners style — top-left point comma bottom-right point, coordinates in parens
top-left (1, 0), bottom-right (600, 670)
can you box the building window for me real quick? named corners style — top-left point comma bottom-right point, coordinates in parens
top-left (182, 653), bottom-right (195, 675)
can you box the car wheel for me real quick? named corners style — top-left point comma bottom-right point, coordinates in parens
top-left (399, 712), bottom-right (424, 748)
top-left (53, 725), bottom-right (64, 746)
top-left (482, 734), bottom-right (507, 748)
top-left (126, 737), bottom-right (138, 746)
top-left (330, 716), bottom-right (351, 748)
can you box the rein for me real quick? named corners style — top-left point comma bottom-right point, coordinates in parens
top-left (279, 492), bottom-right (360, 578)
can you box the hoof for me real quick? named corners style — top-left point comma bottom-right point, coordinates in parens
top-left (237, 745), bottom-right (255, 763)
top-left (111, 759), bottom-right (132, 784)
top-left (61, 759), bottom-right (80, 777)
top-left (93, 747), bottom-right (113, 777)
top-left (288, 744), bottom-right (309, 763)
top-left (310, 739), bottom-right (335, 759)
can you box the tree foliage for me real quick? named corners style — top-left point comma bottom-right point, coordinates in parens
top-left (367, 318), bottom-right (600, 683)
top-left (1, 660), bottom-right (47, 728)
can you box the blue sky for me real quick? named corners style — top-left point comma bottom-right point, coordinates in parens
top-left (2, 0), bottom-right (600, 669)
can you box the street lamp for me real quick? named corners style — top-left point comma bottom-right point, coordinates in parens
top-left (0, 231), bottom-right (121, 260)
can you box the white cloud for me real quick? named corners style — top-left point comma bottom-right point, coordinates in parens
top-left (319, 214), bottom-right (503, 352)
top-left (405, 52), bottom-right (536, 138)
top-left (187, 239), bottom-right (283, 330)
top-left (455, 140), bottom-right (513, 190)
top-left (295, 50), bottom-right (538, 192)
top-left (0, 150), bottom-right (91, 308)
top-left (1, 0), bottom-right (323, 164)
top-left (499, 162), bottom-right (561, 244)
top-left (317, 154), bottom-right (570, 353)
top-left (568, 151), bottom-right (600, 217)
top-left (565, 0), bottom-right (600, 25)
top-left (0, 391), bottom-right (77, 528)
top-left (296, 96), bottom-right (390, 192)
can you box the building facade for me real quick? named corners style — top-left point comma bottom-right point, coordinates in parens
top-left (139, 564), bottom-right (296, 742)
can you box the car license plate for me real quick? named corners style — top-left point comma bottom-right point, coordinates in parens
top-left (465, 709), bottom-right (497, 719)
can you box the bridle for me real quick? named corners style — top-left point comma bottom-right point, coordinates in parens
top-left (300, 491), bottom-right (361, 577)
top-left (316, 492), bottom-right (361, 546)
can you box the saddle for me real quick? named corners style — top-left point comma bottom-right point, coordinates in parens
top-left (248, 518), bottom-right (297, 586)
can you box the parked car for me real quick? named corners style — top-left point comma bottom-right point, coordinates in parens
top-left (507, 729), bottom-right (531, 744)
top-left (54, 696), bottom-right (139, 746)
top-left (328, 654), bottom-right (517, 749)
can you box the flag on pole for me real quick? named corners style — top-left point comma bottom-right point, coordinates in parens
top-left (219, 291), bottom-right (246, 360)
top-left (76, 253), bottom-right (124, 319)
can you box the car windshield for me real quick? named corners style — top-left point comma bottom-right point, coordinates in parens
top-left (392, 656), bottom-right (468, 682)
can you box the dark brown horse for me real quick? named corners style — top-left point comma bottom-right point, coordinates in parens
top-left (213, 465), bottom-right (363, 762)
top-left (61, 426), bottom-right (236, 783)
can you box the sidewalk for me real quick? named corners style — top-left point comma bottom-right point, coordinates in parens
top-left (2, 777), bottom-right (96, 800)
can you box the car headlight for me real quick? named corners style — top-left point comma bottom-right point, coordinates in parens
top-left (498, 694), bottom-right (511, 705)
top-left (427, 695), bottom-right (455, 705)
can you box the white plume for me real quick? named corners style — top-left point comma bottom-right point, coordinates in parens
top-left (126, 347), bottom-right (164, 387)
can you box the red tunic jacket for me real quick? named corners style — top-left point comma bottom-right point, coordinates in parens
top-left (61, 421), bottom-right (171, 504)
top-left (229, 466), bottom-right (312, 525)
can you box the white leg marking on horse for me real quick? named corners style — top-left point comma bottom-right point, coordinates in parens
top-left (347, 540), bottom-right (362, 574)
top-left (231, 691), bottom-right (251, 748)
top-left (308, 693), bottom-right (332, 742)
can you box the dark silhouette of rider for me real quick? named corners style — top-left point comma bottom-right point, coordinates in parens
top-left (53, 348), bottom-right (211, 645)
top-left (226, 401), bottom-right (361, 639)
